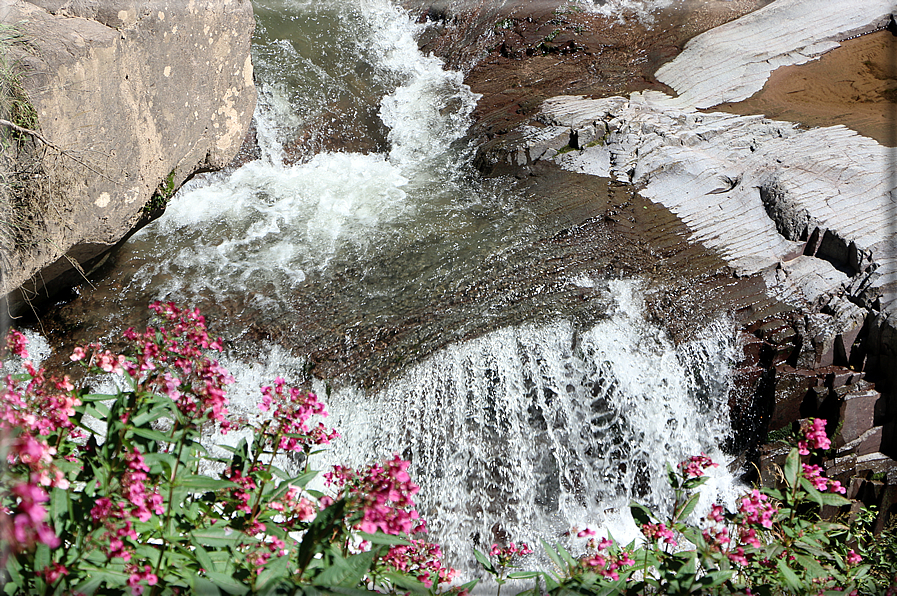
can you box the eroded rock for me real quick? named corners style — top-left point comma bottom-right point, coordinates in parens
top-left (0, 0), bottom-right (256, 311)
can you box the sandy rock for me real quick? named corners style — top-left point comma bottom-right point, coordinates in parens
top-left (0, 0), bottom-right (256, 305)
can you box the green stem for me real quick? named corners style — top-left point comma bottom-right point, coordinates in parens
top-left (149, 428), bottom-right (189, 595)
top-left (247, 433), bottom-right (282, 524)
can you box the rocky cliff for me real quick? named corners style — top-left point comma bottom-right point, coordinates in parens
top-left (0, 0), bottom-right (255, 313)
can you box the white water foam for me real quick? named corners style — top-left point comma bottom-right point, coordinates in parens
top-left (576, 0), bottom-right (675, 23)
top-left (128, 0), bottom-right (478, 302)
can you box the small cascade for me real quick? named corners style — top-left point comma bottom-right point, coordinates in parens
top-left (293, 280), bottom-right (743, 574)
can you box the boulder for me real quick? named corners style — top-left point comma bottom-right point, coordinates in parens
top-left (0, 0), bottom-right (255, 309)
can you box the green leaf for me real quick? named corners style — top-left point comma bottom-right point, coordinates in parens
top-left (179, 475), bottom-right (237, 491)
top-left (540, 540), bottom-right (565, 571)
top-left (701, 569), bottom-right (734, 588)
top-left (507, 571), bottom-right (543, 579)
top-left (629, 501), bottom-right (653, 526)
top-left (131, 427), bottom-right (173, 444)
top-left (131, 407), bottom-right (168, 428)
top-left (473, 548), bottom-right (496, 575)
top-left (256, 552), bottom-right (291, 591)
top-left (794, 553), bottom-right (827, 579)
top-left (189, 576), bottom-right (222, 596)
top-left (777, 558), bottom-right (803, 592)
top-left (320, 550), bottom-right (378, 588)
top-left (79, 393), bottom-right (118, 402)
top-left (296, 499), bottom-right (347, 576)
top-left (557, 544), bottom-right (577, 568)
top-left (784, 447), bottom-right (800, 488)
top-left (667, 462), bottom-right (680, 489)
top-left (357, 531), bottom-right (411, 546)
top-left (379, 570), bottom-right (430, 593)
top-left (190, 525), bottom-right (241, 548)
top-left (4, 555), bottom-right (23, 591)
top-left (202, 569), bottom-right (250, 595)
top-left (193, 544), bottom-right (216, 573)
top-left (34, 543), bottom-right (50, 573)
top-left (268, 471), bottom-right (319, 501)
top-left (817, 491), bottom-right (851, 507)
top-left (682, 475), bottom-right (709, 491)
top-left (675, 492), bottom-right (701, 522)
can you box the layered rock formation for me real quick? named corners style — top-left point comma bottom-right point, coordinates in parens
top-left (459, 0), bottom-right (896, 521)
top-left (0, 0), bottom-right (256, 312)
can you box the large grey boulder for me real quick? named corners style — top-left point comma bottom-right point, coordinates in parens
top-left (0, 0), bottom-right (255, 309)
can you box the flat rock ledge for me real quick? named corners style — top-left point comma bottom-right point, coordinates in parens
top-left (0, 0), bottom-right (256, 311)
top-left (654, 0), bottom-right (895, 109)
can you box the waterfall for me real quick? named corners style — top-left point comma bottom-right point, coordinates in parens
top-left (219, 279), bottom-right (742, 580)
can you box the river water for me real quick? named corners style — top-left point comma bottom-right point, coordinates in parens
top-left (38, 0), bottom-right (744, 579)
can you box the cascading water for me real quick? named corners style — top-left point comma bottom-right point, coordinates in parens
top-left (35, 0), bottom-right (747, 586)
top-left (302, 280), bottom-right (741, 574)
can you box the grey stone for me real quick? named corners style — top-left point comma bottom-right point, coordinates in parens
top-left (0, 0), bottom-right (256, 304)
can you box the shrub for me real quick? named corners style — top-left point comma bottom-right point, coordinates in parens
top-left (0, 302), bottom-right (468, 595)
top-left (2, 303), bottom-right (896, 595)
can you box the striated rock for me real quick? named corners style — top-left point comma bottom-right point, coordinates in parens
top-left (539, 93), bottom-right (896, 313)
top-left (0, 0), bottom-right (256, 309)
top-left (654, 0), bottom-right (894, 109)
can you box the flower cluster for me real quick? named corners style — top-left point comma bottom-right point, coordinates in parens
top-left (803, 464), bottom-right (846, 495)
top-left (798, 418), bottom-right (831, 455)
top-left (325, 455), bottom-right (424, 536)
top-left (1, 333), bottom-right (80, 556)
top-left (267, 485), bottom-right (317, 527)
top-left (88, 449), bottom-right (163, 562)
top-left (641, 522), bottom-right (677, 547)
top-left (739, 489), bottom-right (778, 529)
top-left (72, 301), bottom-right (234, 429)
top-left (678, 452), bottom-right (718, 479)
top-left (580, 535), bottom-right (634, 581)
top-left (381, 538), bottom-right (456, 587)
top-left (258, 378), bottom-right (339, 453)
top-left (125, 564), bottom-right (158, 596)
top-left (223, 467), bottom-right (258, 515)
top-left (488, 540), bottom-right (534, 567)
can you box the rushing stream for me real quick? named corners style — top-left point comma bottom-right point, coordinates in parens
top-left (37, 0), bottom-right (745, 582)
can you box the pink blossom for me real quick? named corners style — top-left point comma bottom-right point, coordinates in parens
top-left (641, 522), bottom-right (677, 546)
top-left (739, 489), bottom-right (778, 529)
top-left (798, 418), bottom-right (831, 455)
top-left (678, 453), bottom-right (718, 479)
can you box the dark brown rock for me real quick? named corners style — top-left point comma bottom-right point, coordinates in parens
top-left (838, 388), bottom-right (881, 444)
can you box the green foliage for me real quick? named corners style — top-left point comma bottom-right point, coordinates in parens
top-left (4, 308), bottom-right (897, 596)
top-left (145, 169), bottom-right (177, 214)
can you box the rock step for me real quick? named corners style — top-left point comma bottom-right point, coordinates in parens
top-left (654, 0), bottom-right (894, 109)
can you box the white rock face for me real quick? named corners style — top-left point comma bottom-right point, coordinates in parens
top-left (654, 0), bottom-right (894, 109)
top-left (545, 92), bottom-right (897, 313)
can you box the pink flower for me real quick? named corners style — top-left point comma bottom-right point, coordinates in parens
top-left (641, 523), bottom-right (677, 546)
top-left (739, 489), bottom-right (778, 529)
top-left (798, 418), bottom-right (831, 455)
top-left (577, 527), bottom-right (596, 538)
top-left (679, 453), bottom-right (718, 479)
top-left (846, 549), bottom-right (862, 565)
